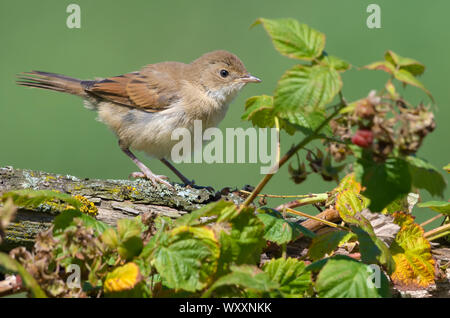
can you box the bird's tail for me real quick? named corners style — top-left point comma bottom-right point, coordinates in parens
top-left (16, 71), bottom-right (88, 97)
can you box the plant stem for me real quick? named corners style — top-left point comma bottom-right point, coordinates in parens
top-left (240, 102), bottom-right (346, 209)
top-left (426, 230), bottom-right (450, 242)
top-left (275, 193), bottom-right (329, 211)
top-left (420, 214), bottom-right (443, 227)
top-left (238, 190), bottom-right (316, 198)
top-left (424, 222), bottom-right (450, 239)
top-left (285, 207), bottom-right (350, 231)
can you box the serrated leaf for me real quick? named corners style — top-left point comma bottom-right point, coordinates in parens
top-left (351, 224), bottom-right (395, 275)
top-left (253, 18), bottom-right (325, 60)
top-left (175, 200), bottom-right (238, 226)
top-left (335, 189), bottom-right (396, 273)
top-left (417, 201), bottom-right (450, 216)
top-left (262, 257), bottom-right (312, 298)
top-left (281, 109), bottom-right (331, 136)
top-left (228, 207), bottom-right (266, 265)
top-left (354, 156), bottom-right (412, 212)
top-left (364, 61), bottom-right (396, 74)
top-left (316, 256), bottom-right (391, 298)
top-left (257, 208), bottom-right (315, 245)
top-left (53, 209), bottom-right (110, 235)
top-left (104, 262), bottom-right (141, 293)
top-left (394, 69), bottom-right (432, 100)
top-left (319, 55), bottom-right (351, 72)
top-left (308, 230), bottom-right (355, 261)
top-left (274, 65), bottom-right (342, 118)
top-left (406, 156), bottom-right (446, 197)
top-left (153, 226), bottom-right (220, 292)
top-left (335, 189), bottom-right (365, 224)
top-left (334, 173), bottom-right (362, 194)
top-left (242, 95), bottom-right (275, 128)
top-left (364, 55), bottom-right (431, 100)
top-left (203, 264), bottom-right (278, 297)
top-left (382, 193), bottom-right (419, 214)
top-left (390, 212), bottom-right (435, 288)
top-left (117, 218), bottom-right (143, 241)
top-left (384, 50), bottom-right (425, 76)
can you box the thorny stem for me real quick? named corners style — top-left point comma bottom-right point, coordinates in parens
top-left (239, 100), bottom-right (347, 210)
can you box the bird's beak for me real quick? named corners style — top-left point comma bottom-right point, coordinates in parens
top-left (240, 74), bottom-right (262, 83)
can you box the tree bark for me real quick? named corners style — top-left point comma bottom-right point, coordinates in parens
top-left (0, 166), bottom-right (245, 250)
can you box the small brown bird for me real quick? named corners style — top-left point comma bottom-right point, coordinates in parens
top-left (17, 50), bottom-right (261, 187)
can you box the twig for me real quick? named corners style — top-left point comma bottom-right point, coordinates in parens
top-left (424, 222), bottom-right (450, 239)
top-left (420, 214), bottom-right (443, 227)
top-left (239, 101), bottom-right (346, 210)
top-left (285, 207), bottom-right (350, 231)
top-left (238, 190), bottom-right (315, 199)
top-left (424, 223), bottom-right (450, 240)
top-left (275, 193), bottom-right (329, 211)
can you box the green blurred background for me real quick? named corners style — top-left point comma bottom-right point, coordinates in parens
top-left (1, 0), bottom-right (449, 226)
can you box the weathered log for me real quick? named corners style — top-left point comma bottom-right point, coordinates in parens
top-left (0, 166), bottom-right (245, 250)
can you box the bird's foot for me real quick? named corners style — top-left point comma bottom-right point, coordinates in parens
top-left (130, 171), bottom-right (173, 188)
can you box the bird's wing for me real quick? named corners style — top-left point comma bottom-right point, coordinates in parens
top-left (85, 66), bottom-right (180, 112)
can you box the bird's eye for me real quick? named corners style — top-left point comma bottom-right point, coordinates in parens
top-left (220, 69), bottom-right (229, 78)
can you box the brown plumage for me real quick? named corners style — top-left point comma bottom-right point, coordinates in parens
top-left (17, 50), bottom-right (261, 187)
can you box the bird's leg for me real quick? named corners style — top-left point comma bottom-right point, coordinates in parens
top-left (160, 158), bottom-right (195, 185)
top-left (119, 143), bottom-right (172, 188)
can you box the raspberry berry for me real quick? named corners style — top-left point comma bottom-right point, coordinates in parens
top-left (351, 129), bottom-right (373, 148)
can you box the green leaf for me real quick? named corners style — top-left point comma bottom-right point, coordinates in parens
top-left (253, 18), bottom-right (325, 60)
top-left (406, 156), bottom-right (446, 197)
top-left (364, 53), bottom-right (432, 100)
top-left (242, 95), bottom-right (276, 128)
top-left (263, 257), bottom-right (312, 298)
top-left (351, 226), bottom-right (395, 275)
top-left (203, 264), bottom-right (278, 297)
top-left (364, 61), bottom-right (396, 73)
top-left (319, 55), bottom-right (351, 72)
top-left (354, 155), bottom-right (412, 212)
top-left (1, 189), bottom-right (82, 210)
top-left (227, 208), bottom-right (266, 265)
top-left (153, 226), bottom-right (220, 292)
top-left (0, 252), bottom-right (47, 298)
top-left (274, 64), bottom-right (342, 117)
top-left (308, 230), bottom-right (355, 261)
top-left (393, 69), bottom-right (432, 100)
top-left (316, 256), bottom-right (391, 298)
top-left (281, 109), bottom-right (330, 136)
top-left (417, 201), bottom-right (450, 216)
top-left (257, 208), bottom-right (315, 245)
top-left (384, 50), bottom-right (425, 76)
top-left (175, 200), bottom-right (238, 226)
top-left (53, 209), bottom-right (110, 235)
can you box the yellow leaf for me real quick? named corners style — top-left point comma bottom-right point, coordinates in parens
top-left (334, 173), bottom-right (362, 194)
top-left (335, 189), bottom-right (364, 223)
top-left (390, 212), bottom-right (435, 288)
top-left (104, 262), bottom-right (141, 293)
